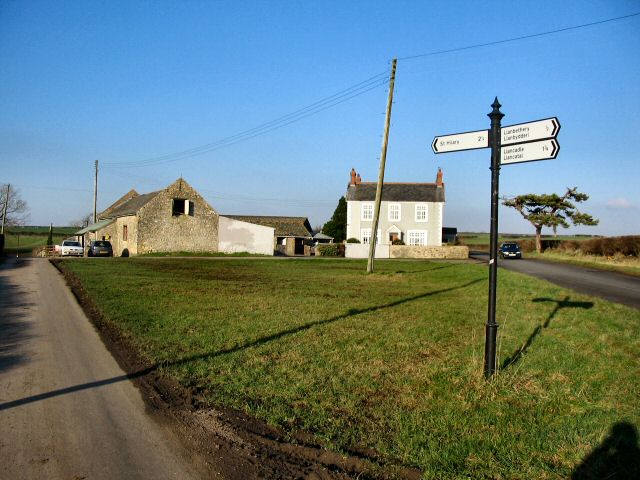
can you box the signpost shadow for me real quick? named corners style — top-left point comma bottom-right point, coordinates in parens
top-left (501, 295), bottom-right (593, 369)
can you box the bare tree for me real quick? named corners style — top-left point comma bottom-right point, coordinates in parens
top-left (71, 213), bottom-right (93, 229)
top-left (1, 184), bottom-right (30, 231)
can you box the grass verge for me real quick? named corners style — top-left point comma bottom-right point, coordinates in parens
top-left (527, 251), bottom-right (640, 277)
top-left (3, 226), bottom-right (78, 254)
top-left (59, 258), bottom-right (640, 479)
top-left (139, 251), bottom-right (269, 257)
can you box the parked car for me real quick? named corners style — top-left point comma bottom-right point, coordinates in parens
top-left (499, 242), bottom-right (522, 259)
top-left (59, 240), bottom-right (84, 257)
top-left (88, 240), bottom-right (113, 257)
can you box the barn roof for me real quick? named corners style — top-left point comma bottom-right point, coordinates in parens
top-left (225, 215), bottom-right (312, 238)
top-left (99, 191), bottom-right (160, 219)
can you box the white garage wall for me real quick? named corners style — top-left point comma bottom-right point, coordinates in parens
top-left (218, 216), bottom-right (275, 256)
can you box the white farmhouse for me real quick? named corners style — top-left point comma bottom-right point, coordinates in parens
top-left (345, 168), bottom-right (445, 247)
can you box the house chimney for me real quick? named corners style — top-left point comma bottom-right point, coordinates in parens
top-left (350, 168), bottom-right (357, 186)
top-left (436, 167), bottom-right (444, 187)
top-left (356, 173), bottom-right (361, 185)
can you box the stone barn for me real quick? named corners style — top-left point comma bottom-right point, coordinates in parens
top-left (93, 178), bottom-right (219, 256)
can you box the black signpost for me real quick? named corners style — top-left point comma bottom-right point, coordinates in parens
top-left (485, 98), bottom-right (503, 377)
top-left (432, 98), bottom-right (561, 378)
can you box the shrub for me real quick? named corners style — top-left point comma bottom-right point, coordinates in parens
top-left (317, 244), bottom-right (340, 257)
top-left (581, 238), bottom-right (605, 256)
top-left (541, 239), bottom-right (562, 251)
top-left (346, 238), bottom-right (360, 244)
top-left (557, 240), bottom-right (579, 253)
top-left (617, 236), bottom-right (640, 256)
top-left (392, 239), bottom-right (405, 245)
top-left (518, 239), bottom-right (536, 253)
top-left (573, 236), bottom-right (640, 257)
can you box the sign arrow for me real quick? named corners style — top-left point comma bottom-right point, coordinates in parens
top-left (501, 138), bottom-right (560, 165)
top-left (501, 117), bottom-right (561, 146)
top-left (432, 129), bottom-right (489, 154)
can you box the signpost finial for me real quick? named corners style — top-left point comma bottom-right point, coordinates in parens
top-left (489, 97), bottom-right (504, 121)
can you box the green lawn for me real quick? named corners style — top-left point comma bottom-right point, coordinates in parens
top-left (3, 226), bottom-right (78, 253)
top-left (59, 258), bottom-right (640, 479)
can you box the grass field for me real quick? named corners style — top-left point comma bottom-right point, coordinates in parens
top-left (139, 251), bottom-right (268, 257)
top-left (60, 258), bottom-right (640, 479)
top-left (3, 226), bottom-right (78, 253)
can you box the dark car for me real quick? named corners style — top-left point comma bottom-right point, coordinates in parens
top-left (88, 240), bottom-right (113, 257)
top-left (499, 242), bottom-right (522, 259)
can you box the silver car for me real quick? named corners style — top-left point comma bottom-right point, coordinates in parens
top-left (60, 240), bottom-right (84, 257)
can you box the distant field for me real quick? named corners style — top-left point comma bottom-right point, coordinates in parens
top-left (2, 226), bottom-right (78, 254)
top-left (59, 258), bottom-right (640, 479)
top-left (458, 232), bottom-right (598, 247)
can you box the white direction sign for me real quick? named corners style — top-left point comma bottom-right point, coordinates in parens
top-left (501, 117), bottom-right (560, 146)
top-left (501, 138), bottom-right (559, 165)
top-left (432, 130), bottom-right (488, 154)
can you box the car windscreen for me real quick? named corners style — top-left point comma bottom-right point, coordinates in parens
top-left (502, 244), bottom-right (519, 251)
top-left (63, 241), bottom-right (81, 247)
top-left (94, 241), bottom-right (111, 247)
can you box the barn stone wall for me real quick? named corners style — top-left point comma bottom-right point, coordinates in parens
top-left (137, 179), bottom-right (219, 254)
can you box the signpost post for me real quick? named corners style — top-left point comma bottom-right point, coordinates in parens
top-left (432, 98), bottom-right (560, 378)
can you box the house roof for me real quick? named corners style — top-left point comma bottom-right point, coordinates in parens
top-left (225, 215), bottom-right (313, 238)
top-left (100, 191), bottom-right (160, 219)
top-left (346, 182), bottom-right (445, 203)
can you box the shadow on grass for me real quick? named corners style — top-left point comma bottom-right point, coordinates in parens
top-left (0, 278), bottom-right (483, 411)
top-left (392, 263), bottom-right (459, 275)
top-left (572, 422), bottom-right (640, 479)
top-left (501, 295), bottom-right (593, 369)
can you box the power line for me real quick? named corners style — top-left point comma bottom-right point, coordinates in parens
top-left (398, 11), bottom-right (640, 61)
top-left (102, 11), bottom-right (640, 170)
top-left (102, 71), bottom-right (389, 168)
top-left (101, 170), bottom-right (335, 206)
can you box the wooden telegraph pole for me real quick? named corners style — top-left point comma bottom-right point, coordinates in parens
top-left (367, 58), bottom-right (397, 273)
top-left (93, 160), bottom-right (99, 224)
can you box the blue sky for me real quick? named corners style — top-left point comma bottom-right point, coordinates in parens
top-left (1, 1), bottom-right (639, 235)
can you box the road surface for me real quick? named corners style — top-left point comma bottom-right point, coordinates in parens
top-left (471, 252), bottom-right (640, 309)
top-left (0, 258), bottom-right (204, 479)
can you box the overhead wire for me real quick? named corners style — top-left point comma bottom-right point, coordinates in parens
top-left (102, 71), bottom-right (389, 168)
top-left (102, 169), bottom-right (336, 207)
top-left (102, 11), bottom-right (640, 170)
top-left (398, 11), bottom-right (640, 61)
top-left (98, 11), bottom-right (640, 209)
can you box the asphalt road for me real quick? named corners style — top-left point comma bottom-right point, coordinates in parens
top-left (471, 252), bottom-right (640, 309)
top-left (0, 258), bottom-right (204, 479)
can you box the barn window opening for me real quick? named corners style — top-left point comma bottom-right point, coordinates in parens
top-left (172, 198), bottom-right (195, 216)
top-left (123, 224), bottom-right (128, 241)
